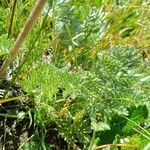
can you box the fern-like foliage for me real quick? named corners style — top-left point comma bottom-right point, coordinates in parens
top-left (21, 45), bottom-right (150, 149)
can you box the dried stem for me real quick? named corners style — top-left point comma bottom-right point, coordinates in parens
top-left (93, 144), bottom-right (141, 150)
top-left (0, 0), bottom-right (47, 78)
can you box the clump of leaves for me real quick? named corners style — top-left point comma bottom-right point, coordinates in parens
top-left (0, 35), bottom-right (13, 56)
top-left (21, 45), bottom-right (150, 149)
top-left (50, 0), bottom-right (150, 68)
top-left (0, 7), bottom-right (9, 35)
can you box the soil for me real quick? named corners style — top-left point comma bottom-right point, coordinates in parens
top-left (0, 80), bottom-right (34, 150)
top-left (0, 80), bottom-right (69, 150)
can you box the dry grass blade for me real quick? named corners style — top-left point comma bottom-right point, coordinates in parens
top-left (0, 94), bottom-right (30, 104)
top-left (93, 143), bottom-right (142, 150)
top-left (0, 0), bottom-right (47, 78)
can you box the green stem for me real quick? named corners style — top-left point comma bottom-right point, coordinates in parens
top-left (0, 93), bottom-right (31, 104)
top-left (8, 0), bottom-right (17, 38)
top-left (0, 113), bottom-right (17, 118)
top-left (88, 130), bottom-right (96, 150)
top-left (65, 24), bottom-right (78, 69)
top-left (11, 6), bottom-right (51, 83)
top-left (124, 116), bottom-right (150, 137)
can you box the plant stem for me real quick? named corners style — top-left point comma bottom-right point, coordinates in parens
top-left (8, 0), bottom-right (17, 38)
top-left (0, 93), bottom-right (31, 104)
top-left (94, 144), bottom-right (140, 150)
top-left (88, 130), bottom-right (96, 150)
top-left (0, 0), bottom-right (47, 78)
top-left (124, 116), bottom-right (150, 137)
top-left (11, 6), bottom-right (51, 82)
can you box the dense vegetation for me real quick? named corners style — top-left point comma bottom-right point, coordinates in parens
top-left (0, 0), bottom-right (150, 150)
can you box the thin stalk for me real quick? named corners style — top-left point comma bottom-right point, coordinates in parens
top-left (3, 118), bottom-right (7, 150)
top-left (8, 0), bottom-right (17, 38)
top-left (0, 93), bottom-right (31, 104)
top-left (94, 144), bottom-right (141, 150)
top-left (133, 128), bottom-right (150, 140)
top-left (11, 6), bottom-right (51, 83)
top-left (65, 24), bottom-right (78, 68)
top-left (0, 0), bottom-right (47, 78)
top-left (124, 116), bottom-right (150, 137)
top-left (88, 130), bottom-right (96, 150)
top-left (18, 135), bottom-right (34, 150)
top-left (0, 113), bottom-right (17, 118)
top-left (42, 128), bottom-right (47, 150)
